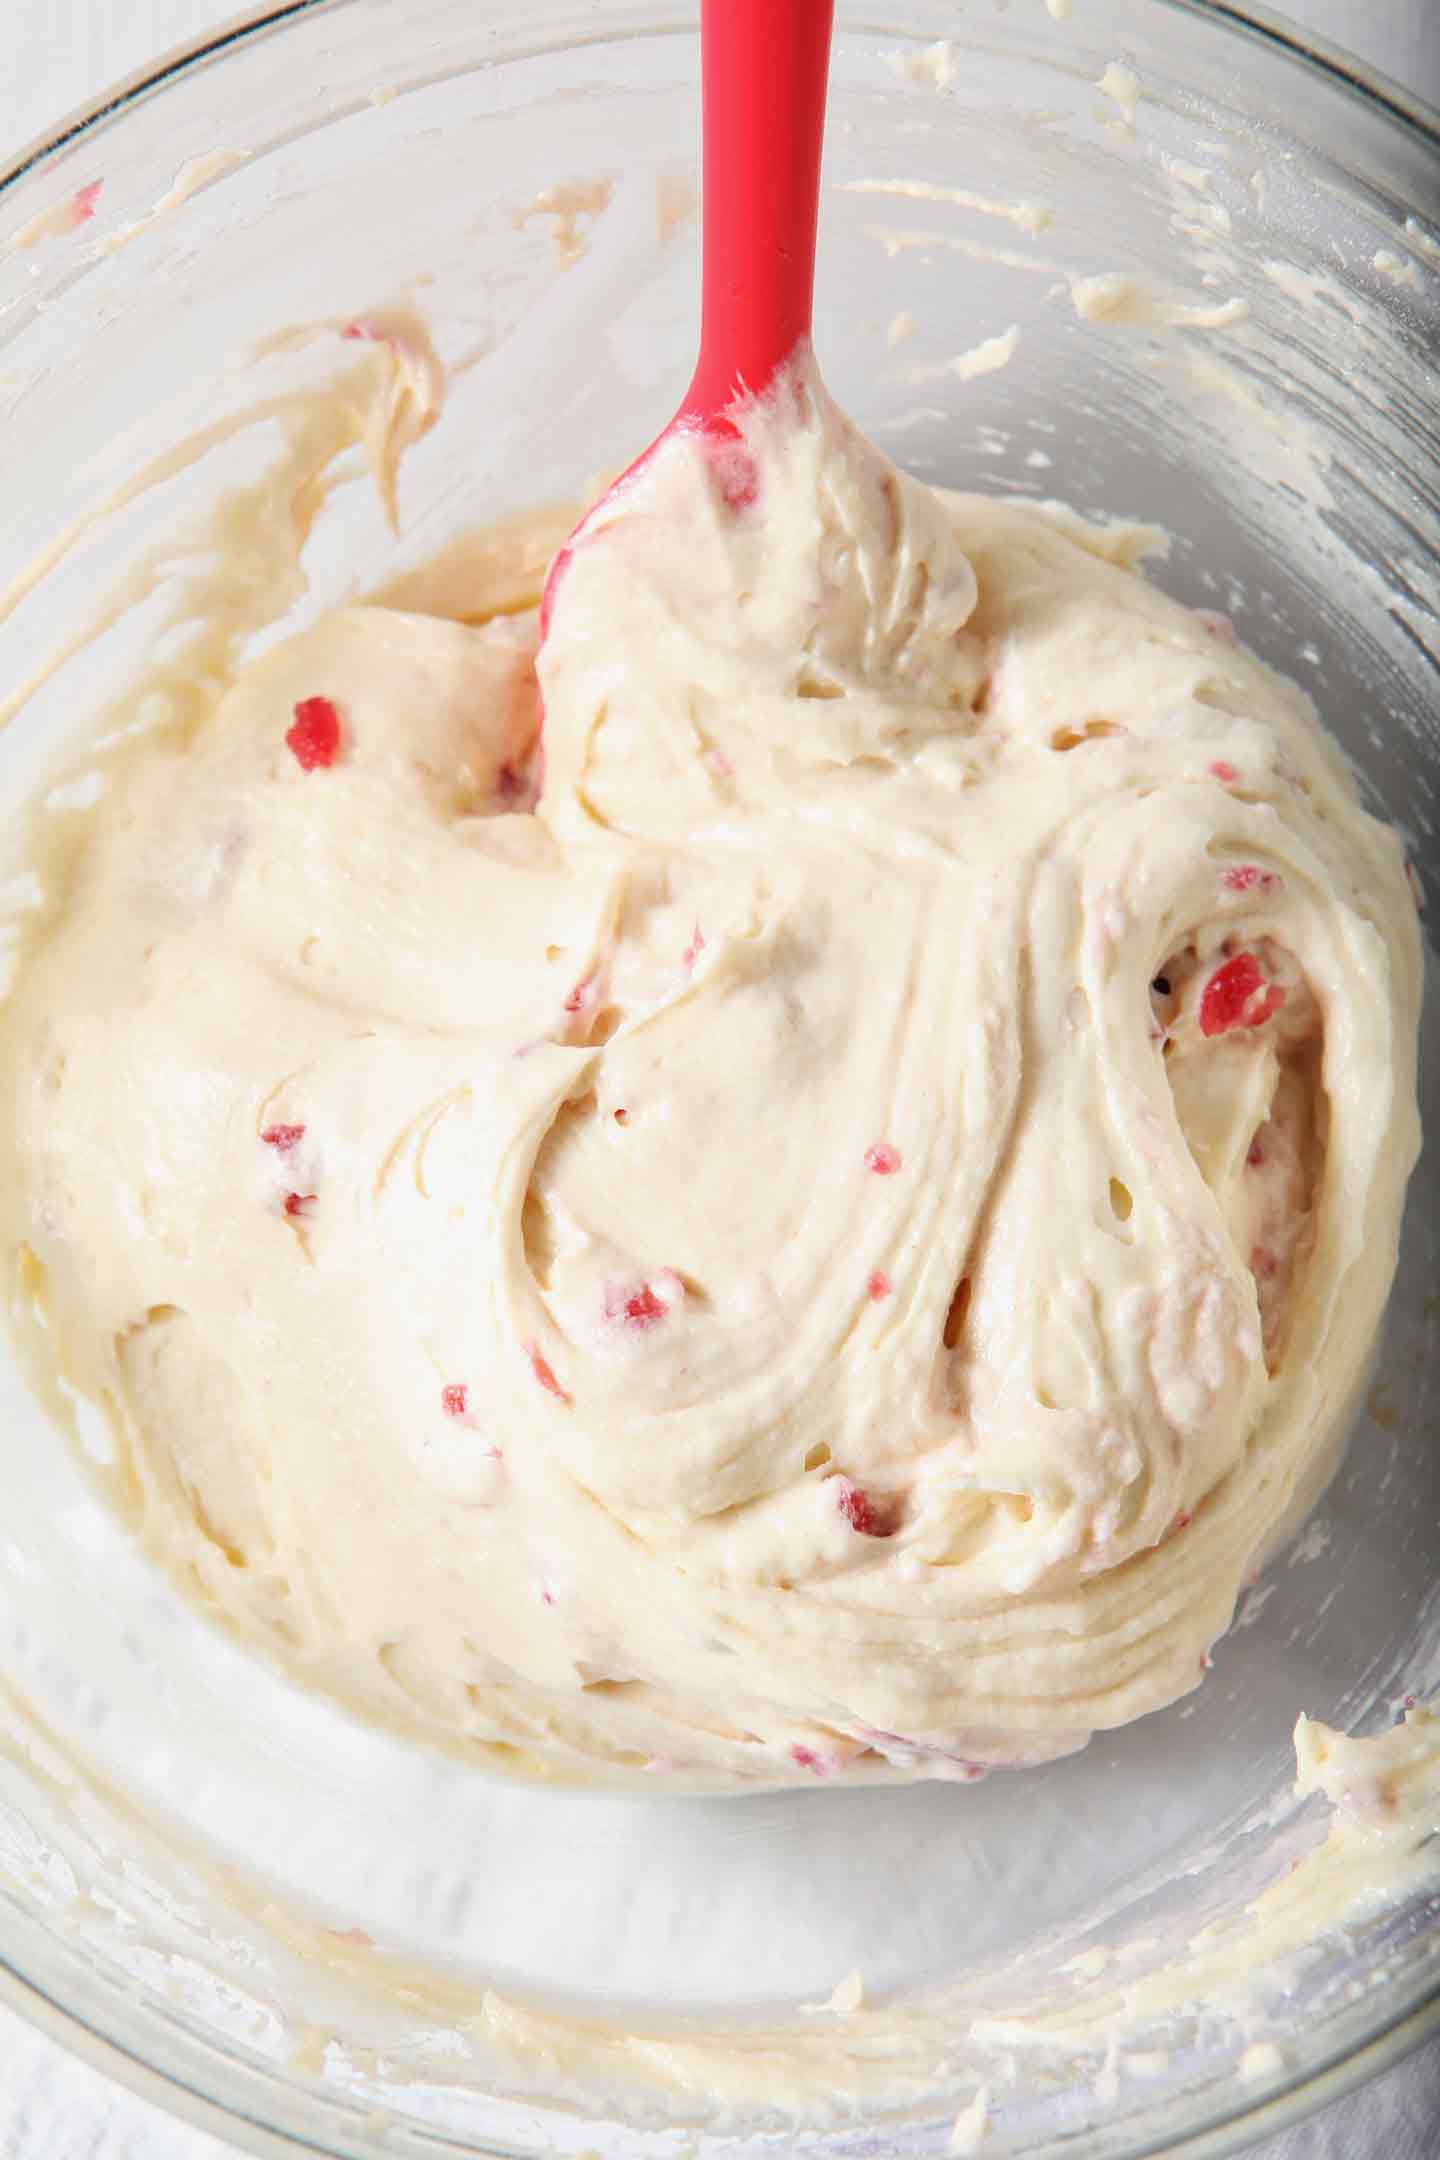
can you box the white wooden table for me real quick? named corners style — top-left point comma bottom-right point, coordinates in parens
top-left (1, 5), bottom-right (1437, 2157)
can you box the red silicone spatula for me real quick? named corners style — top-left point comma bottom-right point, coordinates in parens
top-left (539, 0), bottom-right (837, 635)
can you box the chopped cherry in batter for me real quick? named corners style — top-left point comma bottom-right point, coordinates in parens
top-left (1221, 865), bottom-right (1279, 895)
top-left (835, 1479), bottom-right (897, 1537)
top-left (1198, 952), bottom-right (1285, 1036)
top-left (286, 696), bottom-right (342, 770)
top-left (528, 1345), bottom-right (571, 1403)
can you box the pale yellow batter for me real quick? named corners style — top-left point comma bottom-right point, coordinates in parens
top-left (0, 357), bottom-right (1421, 1788)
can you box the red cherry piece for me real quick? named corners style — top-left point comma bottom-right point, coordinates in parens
top-left (528, 1344), bottom-right (571, 1404)
top-left (864, 1142), bottom-right (902, 1175)
top-left (441, 1384), bottom-right (468, 1418)
top-left (1250, 1247), bottom-right (1278, 1281)
top-left (286, 696), bottom-right (342, 771)
top-left (835, 1479), bottom-right (895, 1538)
top-left (72, 181), bottom-right (103, 223)
top-left (1198, 952), bottom-right (1286, 1037)
top-left (1221, 865), bottom-right (1279, 894)
top-left (563, 973), bottom-right (596, 1016)
top-left (682, 924), bottom-right (705, 973)
top-left (790, 1744), bottom-right (832, 1777)
top-left (604, 1281), bottom-right (669, 1330)
top-left (867, 1269), bottom-right (892, 1302)
top-left (260, 1123), bottom-right (305, 1153)
top-left (1209, 760), bottom-right (1238, 784)
top-left (1247, 1137), bottom-right (1266, 1167)
top-left (706, 433), bottom-right (759, 511)
top-left (283, 1192), bottom-right (316, 1218)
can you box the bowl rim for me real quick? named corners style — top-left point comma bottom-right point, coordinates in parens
top-left (0, 0), bottom-right (1437, 207)
top-left (0, 2), bottom-right (1436, 2156)
top-left (0, 1893), bottom-right (1436, 2160)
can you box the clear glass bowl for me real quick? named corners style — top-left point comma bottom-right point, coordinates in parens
top-left (0, 3), bottom-right (1436, 2155)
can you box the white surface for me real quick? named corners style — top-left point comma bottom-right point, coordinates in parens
top-left (1, 5), bottom-right (1437, 2158)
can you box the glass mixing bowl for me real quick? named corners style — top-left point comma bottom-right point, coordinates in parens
top-left (0, 3), bottom-right (1436, 2155)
